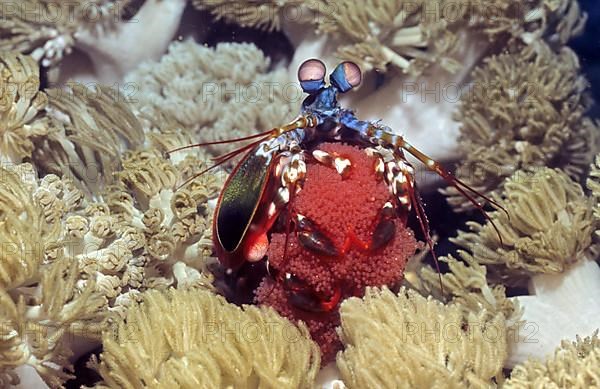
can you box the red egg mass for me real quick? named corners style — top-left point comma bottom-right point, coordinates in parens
top-left (255, 142), bottom-right (418, 361)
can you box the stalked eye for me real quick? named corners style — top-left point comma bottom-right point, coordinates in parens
top-left (298, 59), bottom-right (326, 94)
top-left (330, 61), bottom-right (362, 93)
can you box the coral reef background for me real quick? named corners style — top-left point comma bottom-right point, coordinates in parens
top-left (1, 0), bottom-right (600, 388)
top-left (572, 0), bottom-right (600, 111)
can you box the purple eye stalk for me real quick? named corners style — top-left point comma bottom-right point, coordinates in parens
top-left (330, 61), bottom-right (362, 93)
top-left (298, 59), bottom-right (362, 94)
top-left (298, 58), bottom-right (327, 94)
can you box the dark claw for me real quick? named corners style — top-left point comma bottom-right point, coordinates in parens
top-left (370, 218), bottom-right (395, 251)
top-left (296, 214), bottom-right (316, 230)
top-left (296, 214), bottom-right (340, 257)
top-left (298, 231), bottom-right (339, 257)
top-left (370, 203), bottom-right (396, 251)
top-left (287, 289), bottom-right (327, 313)
top-left (284, 273), bottom-right (341, 313)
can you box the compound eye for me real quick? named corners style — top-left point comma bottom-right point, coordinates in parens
top-left (298, 59), bottom-right (326, 94)
top-left (330, 61), bottom-right (362, 93)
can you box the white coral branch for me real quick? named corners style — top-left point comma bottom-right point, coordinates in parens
top-left (507, 258), bottom-right (600, 367)
top-left (74, 0), bottom-right (187, 83)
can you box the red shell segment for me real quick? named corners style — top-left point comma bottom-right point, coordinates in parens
top-left (255, 143), bottom-right (418, 361)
